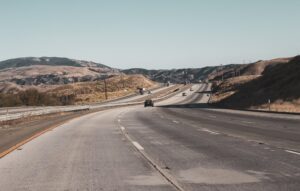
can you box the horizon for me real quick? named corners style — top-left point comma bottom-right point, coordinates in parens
top-left (1, 1), bottom-right (300, 69)
top-left (0, 54), bottom-right (296, 70)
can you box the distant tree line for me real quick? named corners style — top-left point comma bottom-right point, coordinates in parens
top-left (0, 89), bottom-right (76, 107)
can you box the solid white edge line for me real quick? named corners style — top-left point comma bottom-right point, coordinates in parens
top-left (132, 141), bottom-right (144, 150)
top-left (285, 150), bottom-right (300, 156)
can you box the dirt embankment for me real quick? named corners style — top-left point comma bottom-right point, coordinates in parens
top-left (211, 56), bottom-right (300, 113)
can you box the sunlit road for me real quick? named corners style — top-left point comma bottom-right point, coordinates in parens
top-left (0, 84), bottom-right (299, 191)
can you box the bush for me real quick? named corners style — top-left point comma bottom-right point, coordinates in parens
top-left (0, 89), bottom-right (61, 107)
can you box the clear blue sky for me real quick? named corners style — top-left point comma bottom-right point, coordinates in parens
top-left (0, 0), bottom-right (299, 69)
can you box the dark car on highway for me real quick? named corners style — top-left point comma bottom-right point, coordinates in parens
top-left (144, 99), bottom-right (154, 107)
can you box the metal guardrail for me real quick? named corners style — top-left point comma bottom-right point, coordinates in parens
top-left (0, 105), bottom-right (90, 122)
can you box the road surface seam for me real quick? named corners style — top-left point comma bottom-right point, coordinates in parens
top-left (118, 122), bottom-right (186, 191)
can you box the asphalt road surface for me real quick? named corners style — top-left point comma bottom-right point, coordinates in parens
top-left (0, 83), bottom-right (299, 191)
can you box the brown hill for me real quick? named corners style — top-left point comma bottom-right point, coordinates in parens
top-left (212, 56), bottom-right (300, 112)
top-left (0, 74), bottom-right (157, 107)
top-left (240, 57), bottom-right (292, 76)
top-left (47, 74), bottom-right (156, 104)
top-left (0, 57), bottom-right (118, 89)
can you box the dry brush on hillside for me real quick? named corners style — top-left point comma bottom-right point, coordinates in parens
top-left (211, 56), bottom-right (300, 113)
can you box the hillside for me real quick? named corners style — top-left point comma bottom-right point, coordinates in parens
top-left (123, 57), bottom-right (293, 83)
top-left (47, 74), bottom-right (156, 104)
top-left (123, 65), bottom-right (244, 83)
top-left (0, 56), bottom-right (290, 88)
top-left (0, 57), bottom-right (110, 70)
top-left (212, 56), bottom-right (300, 112)
top-left (0, 74), bottom-right (157, 107)
top-left (0, 57), bottom-right (119, 91)
top-left (0, 57), bottom-right (158, 106)
top-left (240, 57), bottom-right (292, 75)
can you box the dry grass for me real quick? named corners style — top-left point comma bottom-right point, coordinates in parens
top-left (211, 56), bottom-right (300, 113)
top-left (47, 74), bottom-right (157, 104)
top-left (251, 99), bottom-right (300, 113)
top-left (242, 57), bottom-right (291, 75)
top-left (211, 75), bottom-right (260, 103)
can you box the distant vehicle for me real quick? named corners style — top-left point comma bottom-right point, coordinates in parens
top-left (165, 81), bottom-right (170, 87)
top-left (144, 99), bottom-right (154, 107)
top-left (182, 92), bottom-right (187, 96)
top-left (190, 88), bottom-right (193, 91)
top-left (148, 90), bottom-right (152, 94)
top-left (138, 87), bottom-right (145, 95)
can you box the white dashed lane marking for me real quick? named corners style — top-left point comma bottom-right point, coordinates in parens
top-left (285, 150), bottom-right (300, 156)
top-left (172, 120), bottom-right (179, 124)
top-left (242, 121), bottom-right (255, 124)
top-left (132, 141), bottom-right (144, 150)
top-left (199, 128), bottom-right (220, 135)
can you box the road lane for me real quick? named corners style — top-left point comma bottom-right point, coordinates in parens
top-left (157, 84), bottom-right (206, 106)
top-left (118, 106), bottom-right (300, 191)
top-left (0, 108), bottom-right (175, 191)
top-left (115, 83), bottom-right (300, 190)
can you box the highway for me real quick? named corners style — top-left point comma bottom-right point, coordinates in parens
top-left (0, 85), bottom-right (177, 122)
top-left (0, 83), bottom-right (299, 191)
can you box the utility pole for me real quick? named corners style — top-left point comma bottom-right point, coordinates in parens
top-left (104, 78), bottom-right (108, 100)
top-left (221, 64), bottom-right (224, 81)
top-left (121, 73), bottom-right (125, 88)
top-left (6, 108), bottom-right (8, 121)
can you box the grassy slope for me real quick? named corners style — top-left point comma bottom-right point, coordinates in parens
top-left (47, 74), bottom-right (157, 104)
top-left (0, 74), bottom-right (157, 107)
top-left (214, 56), bottom-right (300, 112)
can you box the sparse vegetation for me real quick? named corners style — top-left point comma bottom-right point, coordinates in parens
top-left (0, 89), bottom-right (60, 107)
top-left (211, 56), bottom-right (300, 113)
top-left (0, 74), bottom-right (157, 107)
